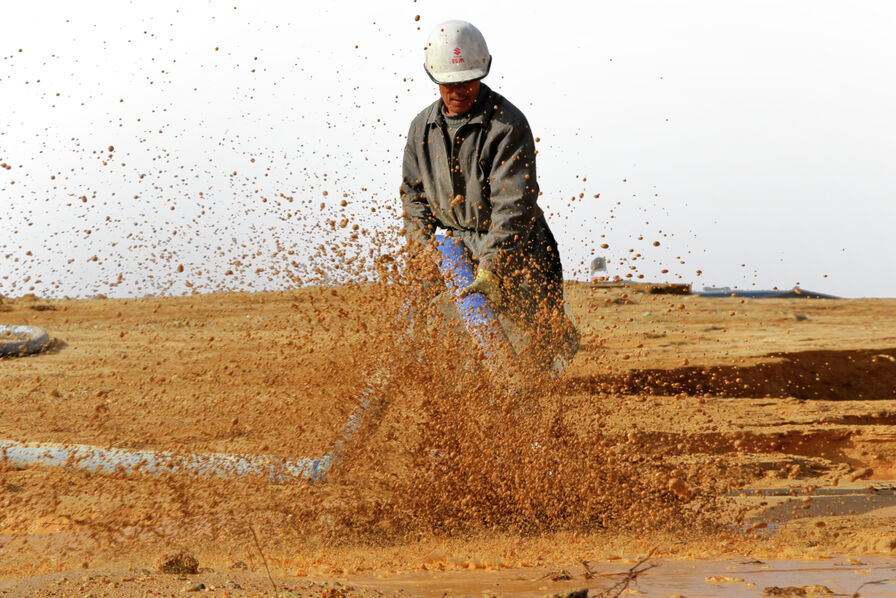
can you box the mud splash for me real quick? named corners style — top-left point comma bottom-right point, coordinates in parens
top-left (0, 280), bottom-right (737, 577)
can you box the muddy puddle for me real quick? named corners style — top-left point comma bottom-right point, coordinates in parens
top-left (336, 557), bottom-right (896, 597)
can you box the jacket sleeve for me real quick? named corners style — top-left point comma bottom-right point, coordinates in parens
top-left (400, 122), bottom-right (436, 246)
top-left (479, 120), bottom-right (540, 274)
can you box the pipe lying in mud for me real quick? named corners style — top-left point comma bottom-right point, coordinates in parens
top-left (0, 236), bottom-right (514, 483)
top-left (0, 366), bottom-right (391, 483)
top-left (0, 439), bottom-right (332, 482)
top-left (0, 373), bottom-right (386, 483)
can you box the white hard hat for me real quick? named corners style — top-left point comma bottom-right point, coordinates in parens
top-left (424, 20), bottom-right (491, 85)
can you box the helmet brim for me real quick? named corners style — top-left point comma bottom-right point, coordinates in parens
top-left (424, 56), bottom-right (491, 85)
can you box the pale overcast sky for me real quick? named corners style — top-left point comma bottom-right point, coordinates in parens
top-left (2, 1), bottom-right (894, 298)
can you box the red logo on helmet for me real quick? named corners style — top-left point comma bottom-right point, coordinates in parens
top-left (453, 47), bottom-right (462, 56)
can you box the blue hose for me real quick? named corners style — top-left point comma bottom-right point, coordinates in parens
top-left (0, 238), bottom-right (519, 483)
top-left (0, 439), bottom-right (327, 483)
top-left (433, 234), bottom-right (516, 371)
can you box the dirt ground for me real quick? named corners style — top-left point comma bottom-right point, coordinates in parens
top-left (2, 285), bottom-right (896, 597)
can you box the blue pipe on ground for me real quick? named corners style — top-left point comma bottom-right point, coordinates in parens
top-left (0, 237), bottom-right (517, 483)
top-left (0, 439), bottom-right (329, 483)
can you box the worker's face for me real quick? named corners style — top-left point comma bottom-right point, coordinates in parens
top-left (439, 80), bottom-right (480, 116)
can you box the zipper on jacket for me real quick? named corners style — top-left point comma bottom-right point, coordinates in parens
top-left (439, 122), bottom-right (460, 200)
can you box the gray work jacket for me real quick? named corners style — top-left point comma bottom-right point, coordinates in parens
top-left (400, 84), bottom-right (544, 276)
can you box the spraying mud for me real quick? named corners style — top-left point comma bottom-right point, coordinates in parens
top-left (3, 5), bottom-right (894, 596)
top-left (2, 286), bottom-right (896, 595)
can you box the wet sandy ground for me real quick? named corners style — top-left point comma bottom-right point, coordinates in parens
top-left (2, 556), bottom-right (896, 597)
top-left (1, 285), bottom-right (896, 595)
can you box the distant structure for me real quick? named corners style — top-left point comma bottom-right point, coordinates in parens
top-left (588, 257), bottom-right (836, 299)
top-left (590, 257), bottom-right (609, 283)
top-left (696, 286), bottom-right (839, 299)
top-left (589, 256), bottom-right (689, 294)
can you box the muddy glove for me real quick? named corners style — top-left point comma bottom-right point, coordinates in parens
top-left (459, 269), bottom-right (502, 306)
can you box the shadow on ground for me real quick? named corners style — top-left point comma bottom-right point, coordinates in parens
top-left (564, 348), bottom-right (896, 401)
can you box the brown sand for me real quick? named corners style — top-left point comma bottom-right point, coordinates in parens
top-left (1, 286), bottom-right (896, 596)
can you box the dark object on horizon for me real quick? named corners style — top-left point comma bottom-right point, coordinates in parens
top-left (591, 281), bottom-right (692, 295)
top-left (696, 286), bottom-right (839, 299)
top-left (590, 257), bottom-right (691, 295)
top-left (588, 257), bottom-right (837, 298)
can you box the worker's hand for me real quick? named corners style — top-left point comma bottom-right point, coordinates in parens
top-left (459, 269), bottom-right (502, 306)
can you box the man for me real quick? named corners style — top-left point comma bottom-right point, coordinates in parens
top-left (400, 20), bottom-right (577, 373)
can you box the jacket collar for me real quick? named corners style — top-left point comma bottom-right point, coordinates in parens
top-left (426, 83), bottom-right (495, 128)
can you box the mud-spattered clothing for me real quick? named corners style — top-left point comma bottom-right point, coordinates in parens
top-left (400, 84), bottom-right (573, 365)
